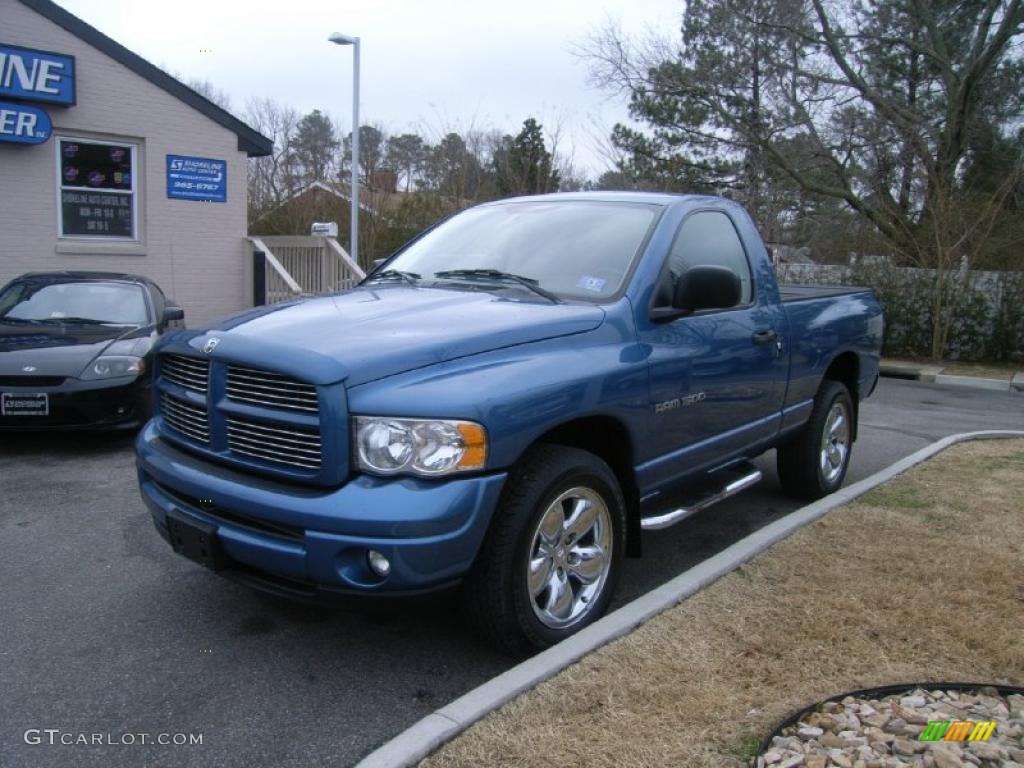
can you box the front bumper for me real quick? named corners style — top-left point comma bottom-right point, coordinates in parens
top-left (0, 376), bottom-right (149, 431)
top-left (135, 421), bottom-right (508, 597)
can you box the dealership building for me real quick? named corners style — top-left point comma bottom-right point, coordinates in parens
top-left (1, 0), bottom-right (273, 326)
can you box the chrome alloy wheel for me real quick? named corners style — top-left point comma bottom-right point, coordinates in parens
top-left (820, 401), bottom-right (850, 484)
top-left (526, 487), bottom-right (613, 630)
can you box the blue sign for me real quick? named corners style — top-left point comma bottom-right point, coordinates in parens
top-left (0, 100), bottom-right (52, 144)
top-left (166, 154), bottom-right (227, 202)
top-left (0, 44), bottom-right (76, 106)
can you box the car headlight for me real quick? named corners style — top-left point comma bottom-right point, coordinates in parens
top-left (80, 355), bottom-right (146, 380)
top-left (354, 416), bottom-right (487, 477)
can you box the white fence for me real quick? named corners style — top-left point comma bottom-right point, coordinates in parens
top-left (248, 236), bottom-right (366, 305)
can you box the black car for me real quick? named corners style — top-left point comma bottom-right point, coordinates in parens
top-left (0, 271), bottom-right (184, 431)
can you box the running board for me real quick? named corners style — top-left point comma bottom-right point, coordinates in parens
top-left (639, 466), bottom-right (763, 531)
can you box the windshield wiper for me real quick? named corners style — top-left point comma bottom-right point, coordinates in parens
top-left (366, 269), bottom-right (421, 286)
top-left (40, 316), bottom-right (117, 325)
top-left (0, 316), bottom-right (46, 325)
top-left (433, 269), bottom-right (562, 304)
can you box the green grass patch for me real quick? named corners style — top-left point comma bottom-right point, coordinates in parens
top-left (861, 482), bottom-right (930, 510)
top-left (727, 732), bottom-right (762, 762)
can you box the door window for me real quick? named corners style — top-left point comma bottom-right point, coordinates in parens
top-left (665, 211), bottom-right (753, 305)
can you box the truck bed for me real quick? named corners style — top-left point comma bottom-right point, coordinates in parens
top-left (778, 283), bottom-right (871, 303)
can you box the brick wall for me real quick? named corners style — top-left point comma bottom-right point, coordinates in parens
top-left (0, 0), bottom-right (253, 327)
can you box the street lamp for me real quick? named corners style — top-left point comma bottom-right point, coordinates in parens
top-left (328, 31), bottom-right (360, 268)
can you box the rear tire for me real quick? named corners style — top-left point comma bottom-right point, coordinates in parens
top-left (462, 444), bottom-right (625, 656)
top-left (777, 380), bottom-right (854, 501)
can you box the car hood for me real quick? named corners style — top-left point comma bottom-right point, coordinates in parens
top-left (0, 322), bottom-right (147, 377)
top-left (198, 285), bottom-right (606, 386)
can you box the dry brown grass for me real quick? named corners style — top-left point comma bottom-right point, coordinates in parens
top-left (423, 439), bottom-right (1024, 768)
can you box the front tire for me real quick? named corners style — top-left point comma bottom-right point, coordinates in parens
top-left (462, 444), bottom-right (625, 656)
top-left (777, 380), bottom-right (854, 500)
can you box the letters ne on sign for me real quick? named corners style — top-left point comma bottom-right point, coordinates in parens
top-left (0, 52), bottom-right (65, 96)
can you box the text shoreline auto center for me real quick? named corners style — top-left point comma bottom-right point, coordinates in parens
top-left (1, 0), bottom-right (272, 327)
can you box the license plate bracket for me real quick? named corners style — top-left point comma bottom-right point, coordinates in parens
top-left (165, 510), bottom-right (228, 571)
top-left (1, 392), bottom-right (49, 416)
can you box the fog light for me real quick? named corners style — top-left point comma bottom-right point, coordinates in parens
top-left (367, 549), bottom-right (391, 578)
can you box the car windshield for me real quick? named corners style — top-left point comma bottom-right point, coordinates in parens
top-left (0, 280), bottom-right (149, 325)
top-left (382, 201), bottom-right (661, 300)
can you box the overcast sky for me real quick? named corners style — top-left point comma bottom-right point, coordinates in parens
top-left (53, 0), bottom-right (683, 176)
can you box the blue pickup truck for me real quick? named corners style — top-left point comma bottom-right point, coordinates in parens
top-left (135, 192), bottom-right (883, 653)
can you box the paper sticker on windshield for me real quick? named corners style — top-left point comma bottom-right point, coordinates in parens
top-left (576, 275), bottom-right (607, 293)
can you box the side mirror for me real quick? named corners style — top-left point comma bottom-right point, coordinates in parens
top-left (674, 265), bottom-right (741, 311)
top-left (651, 265), bottom-right (741, 322)
top-left (162, 306), bottom-right (185, 323)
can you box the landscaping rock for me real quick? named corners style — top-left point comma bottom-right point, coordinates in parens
top-left (893, 704), bottom-right (931, 725)
top-left (965, 740), bottom-right (1004, 762)
top-left (892, 738), bottom-right (918, 756)
top-left (758, 688), bottom-right (1022, 768)
top-left (931, 747), bottom-right (962, 768)
top-left (798, 726), bottom-right (825, 739)
top-left (822, 732), bottom-right (847, 749)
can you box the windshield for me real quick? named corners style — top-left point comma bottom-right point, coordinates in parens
top-left (0, 280), bottom-right (150, 325)
top-left (383, 201), bottom-right (660, 300)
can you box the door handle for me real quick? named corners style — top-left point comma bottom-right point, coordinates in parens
top-left (752, 329), bottom-right (778, 345)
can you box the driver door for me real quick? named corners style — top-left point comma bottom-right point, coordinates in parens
top-left (637, 209), bottom-right (787, 489)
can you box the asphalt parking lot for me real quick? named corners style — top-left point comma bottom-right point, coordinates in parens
top-left (2, 378), bottom-right (1022, 768)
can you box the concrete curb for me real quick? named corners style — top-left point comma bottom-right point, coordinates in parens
top-left (933, 373), bottom-right (1018, 392)
top-left (879, 361), bottom-right (944, 383)
top-left (880, 361), bottom-right (1022, 393)
top-left (355, 429), bottom-right (1024, 768)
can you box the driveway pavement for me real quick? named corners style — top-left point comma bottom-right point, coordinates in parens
top-left (1, 378), bottom-right (1021, 768)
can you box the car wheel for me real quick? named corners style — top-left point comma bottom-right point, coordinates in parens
top-left (462, 444), bottom-right (625, 656)
top-left (777, 380), bottom-right (854, 501)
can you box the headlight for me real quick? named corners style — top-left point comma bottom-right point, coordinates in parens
top-left (354, 416), bottom-right (487, 477)
top-left (80, 355), bottom-right (146, 380)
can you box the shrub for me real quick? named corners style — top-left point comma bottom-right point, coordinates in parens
top-left (777, 263), bottom-right (1023, 362)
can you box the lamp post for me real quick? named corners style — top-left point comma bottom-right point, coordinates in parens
top-left (328, 32), bottom-right (360, 268)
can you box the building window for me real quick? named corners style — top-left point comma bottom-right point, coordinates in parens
top-left (57, 137), bottom-right (137, 240)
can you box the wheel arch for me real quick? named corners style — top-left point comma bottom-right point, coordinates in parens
top-left (526, 414), bottom-right (642, 558)
top-left (823, 351), bottom-right (861, 441)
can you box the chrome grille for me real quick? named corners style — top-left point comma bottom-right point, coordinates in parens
top-left (162, 354), bottom-right (209, 394)
top-left (226, 416), bottom-right (321, 470)
top-left (226, 365), bottom-right (318, 413)
top-left (160, 393), bottom-right (210, 443)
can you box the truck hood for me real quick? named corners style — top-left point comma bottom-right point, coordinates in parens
top-left (0, 321), bottom-right (148, 378)
top-left (203, 285), bottom-right (605, 386)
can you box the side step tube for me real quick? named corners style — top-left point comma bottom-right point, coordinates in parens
top-left (639, 468), bottom-right (763, 531)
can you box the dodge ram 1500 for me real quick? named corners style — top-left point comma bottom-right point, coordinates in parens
top-left (136, 192), bottom-right (883, 653)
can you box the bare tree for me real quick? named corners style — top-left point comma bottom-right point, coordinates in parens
top-left (585, 0), bottom-right (1024, 358)
top-left (244, 97), bottom-right (301, 220)
top-left (183, 76), bottom-right (234, 113)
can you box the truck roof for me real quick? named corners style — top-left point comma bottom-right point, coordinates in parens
top-left (482, 191), bottom-right (728, 207)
